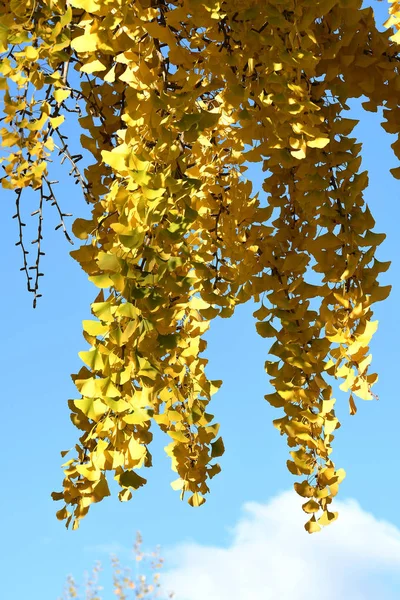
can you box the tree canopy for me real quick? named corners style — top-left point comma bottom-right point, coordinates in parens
top-left (1, 0), bottom-right (399, 533)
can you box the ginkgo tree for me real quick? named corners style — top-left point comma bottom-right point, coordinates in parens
top-left (1, 0), bottom-right (399, 534)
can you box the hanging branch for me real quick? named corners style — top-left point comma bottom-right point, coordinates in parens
top-left (12, 188), bottom-right (33, 294)
top-left (53, 130), bottom-right (94, 203)
top-left (12, 178), bottom-right (73, 308)
top-left (43, 176), bottom-right (74, 244)
top-left (30, 183), bottom-right (45, 308)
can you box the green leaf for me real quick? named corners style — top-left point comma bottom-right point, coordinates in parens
top-left (119, 231), bottom-right (145, 249)
top-left (168, 430), bottom-right (190, 443)
top-left (79, 348), bottom-right (104, 370)
top-left (72, 218), bottom-right (94, 240)
top-left (115, 302), bottom-right (138, 319)
top-left (123, 409), bottom-right (151, 425)
top-left (158, 334), bottom-right (178, 350)
top-left (88, 274), bottom-right (114, 289)
top-left (91, 301), bottom-right (114, 322)
top-left (256, 321), bottom-right (277, 338)
top-left (96, 252), bottom-right (120, 272)
top-left (82, 320), bottom-right (109, 336)
top-left (119, 470), bottom-right (147, 489)
top-left (74, 397), bottom-right (107, 420)
top-left (211, 436), bottom-right (225, 458)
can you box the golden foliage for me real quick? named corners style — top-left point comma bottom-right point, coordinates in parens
top-left (1, 0), bottom-right (399, 532)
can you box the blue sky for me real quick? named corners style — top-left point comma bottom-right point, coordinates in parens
top-left (2, 2), bottom-right (400, 598)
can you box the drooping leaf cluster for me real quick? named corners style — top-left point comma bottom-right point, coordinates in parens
top-left (1, 0), bottom-right (399, 533)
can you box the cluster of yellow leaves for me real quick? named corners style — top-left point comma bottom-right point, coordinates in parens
top-left (1, 0), bottom-right (399, 533)
top-left (386, 0), bottom-right (400, 43)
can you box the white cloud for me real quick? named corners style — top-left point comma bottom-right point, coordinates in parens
top-left (162, 491), bottom-right (400, 600)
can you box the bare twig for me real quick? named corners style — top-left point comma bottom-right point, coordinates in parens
top-left (13, 188), bottom-right (32, 294)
